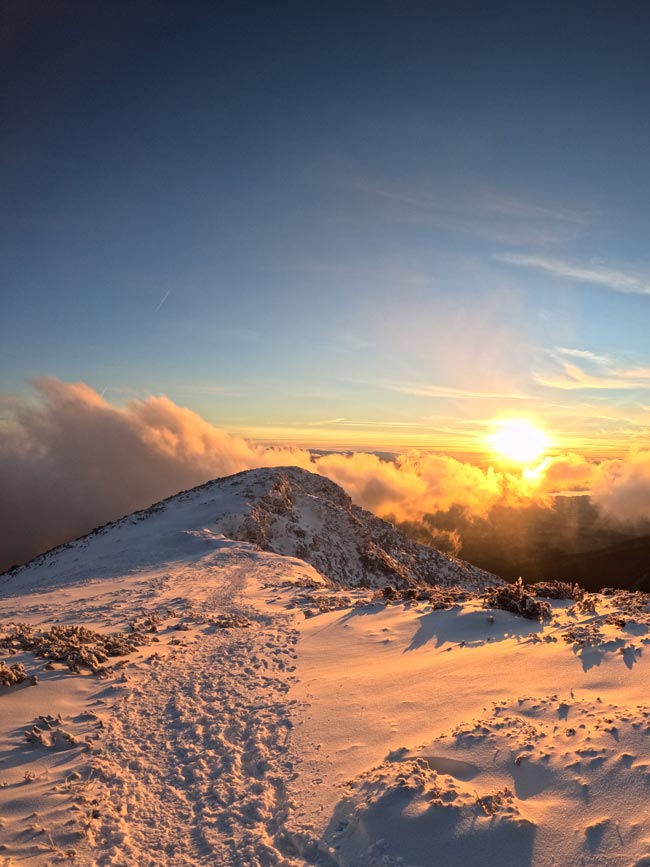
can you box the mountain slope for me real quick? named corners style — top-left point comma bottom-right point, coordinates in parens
top-left (2, 466), bottom-right (498, 594)
top-left (5, 467), bottom-right (650, 866)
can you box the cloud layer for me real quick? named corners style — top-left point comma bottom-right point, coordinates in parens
top-left (1, 378), bottom-right (650, 572)
top-left (0, 378), bottom-right (315, 571)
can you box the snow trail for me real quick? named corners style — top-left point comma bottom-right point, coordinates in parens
top-left (87, 554), bottom-right (311, 867)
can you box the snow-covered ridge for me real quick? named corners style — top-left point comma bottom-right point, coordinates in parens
top-left (1, 466), bottom-right (499, 595)
top-left (5, 468), bottom-right (650, 866)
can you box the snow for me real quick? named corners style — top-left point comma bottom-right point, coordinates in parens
top-left (294, 595), bottom-right (650, 865)
top-left (2, 466), bottom-right (497, 595)
top-left (2, 467), bottom-right (650, 866)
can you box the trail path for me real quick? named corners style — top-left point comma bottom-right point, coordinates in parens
top-left (77, 552), bottom-right (314, 867)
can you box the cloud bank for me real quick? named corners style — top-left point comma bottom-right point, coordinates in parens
top-left (0, 378), bottom-right (313, 571)
top-left (1, 378), bottom-right (650, 572)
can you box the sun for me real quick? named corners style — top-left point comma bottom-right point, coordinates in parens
top-left (488, 419), bottom-right (550, 464)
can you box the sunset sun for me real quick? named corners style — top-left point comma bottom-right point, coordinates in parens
top-left (488, 419), bottom-right (550, 464)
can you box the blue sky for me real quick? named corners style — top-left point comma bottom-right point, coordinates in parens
top-left (3, 2), bottom-right (650, 455)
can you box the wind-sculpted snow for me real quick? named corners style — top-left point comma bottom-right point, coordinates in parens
top-left (1, 466), bottom-right (499, 595)
top-left (324, 694), bottom-right (650, 867)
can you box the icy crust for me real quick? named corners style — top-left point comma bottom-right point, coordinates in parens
top-left (322, 695), bottom-right (650, 867)
top-left (1, 466), bottom-right (499, 595)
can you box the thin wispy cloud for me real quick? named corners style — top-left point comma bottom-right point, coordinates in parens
top-left (537, 364), bottom-right (647, 391)
top-left (554, 347), bottom-right (612, 365)
top-left (495, 252), bottom-right (650, 296)
top-left (353, 179), bottom-right (590, 226)
top-left (355, 379), bottom-right (531, 401)
top-left (348, 177), bottom-right (590, 245)
top-left (306, 417), bottom-right (458, 430)
top-left (473, 193), bottom-right (593, 226)
top-left (337, 420), bottom-right (430, 428)
top-left (537, 348), bottom-right (650, 391)
top-left (307, 417), bottom-right (346, 426)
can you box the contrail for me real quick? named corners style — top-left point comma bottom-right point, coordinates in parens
top-left (154, 290), bottom-right (171, 312)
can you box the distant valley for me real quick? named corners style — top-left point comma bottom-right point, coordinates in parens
top-left (394, 494), bottom-right (650, 592)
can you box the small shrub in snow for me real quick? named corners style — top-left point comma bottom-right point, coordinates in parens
top-left (531, 580), bottom-right (581, 600)
top-left (483, 578), bottom-right (551, 621)
top-left (475, 786), bottom-right (515, 815)
top-left (577, 594), bottom-right (597, 614)
top-left (0, 622), bottom-right (154, 675)
top-left (0, 660), bottom-right (27, 686)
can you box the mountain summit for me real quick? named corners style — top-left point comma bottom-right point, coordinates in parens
top-left (2, 465), bottom-right (498, 594)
